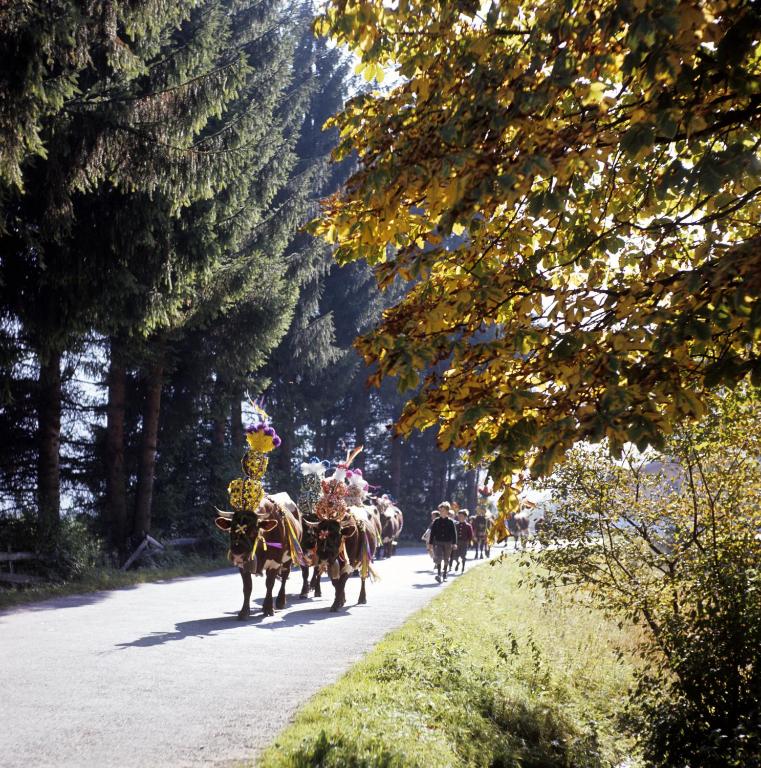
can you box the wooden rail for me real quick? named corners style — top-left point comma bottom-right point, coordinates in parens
top-left (0, 551), bottom-right (37, 562)
top-left (0, 549), bottom-right (43, 584)
top-left (120, 535), bottom-right (207, 571)
top-left (0, 536), bottom-right (209, 583)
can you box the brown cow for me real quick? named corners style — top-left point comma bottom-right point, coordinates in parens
top-left (307, 506), bottom-right (378, 612)
top-left (372, 495), bottom-right (404, 558)
top-left (214, 492), bottom-right (303, 619)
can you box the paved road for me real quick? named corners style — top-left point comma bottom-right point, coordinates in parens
top-left (0, 548), bottom-right (481, 768)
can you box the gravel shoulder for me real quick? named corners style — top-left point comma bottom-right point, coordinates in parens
top-left (0, 547), bottom-right (484, 768)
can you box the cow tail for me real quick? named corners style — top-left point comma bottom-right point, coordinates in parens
top-left (284, 514), bottom-right (308, 567)
top-left (362, 530), bottom-right (380, 582)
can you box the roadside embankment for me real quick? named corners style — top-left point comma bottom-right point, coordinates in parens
top-left (258, 554), bottom-right (639, 767)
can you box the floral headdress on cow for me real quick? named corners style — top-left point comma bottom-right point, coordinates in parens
top-left (298, 457), bottom-right (329, 516)
top-left (227, 399), bottom-right (281, 515)
top-left (315, 446), bottom-right (362, 521)
top-left (345, 467), bottom-right (369, 507)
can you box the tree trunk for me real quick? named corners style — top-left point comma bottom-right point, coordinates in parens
top-left (354, 386), bottom-right (370, 471)
top-left (133, 362), bottom-right (163, 539)
top-left (209, 379), bottom-right (228, 504)
top-left (231, 392), bottom-right (244, 451)
top-left (390, 436), bottom-right (402, 500)
top-left (432, 443), bottom-right (448, 506)
top-left (275, 405), bottom-right (295, 488)
top-left (105, 338), bottom-right (128, 557)
top-left (37, 348), bottom-right (61, 546)
top-left (465, 468), bottom-right (478, 514)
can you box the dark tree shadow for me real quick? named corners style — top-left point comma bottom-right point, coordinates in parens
top-left (0, 568), bottom-right (237, 617)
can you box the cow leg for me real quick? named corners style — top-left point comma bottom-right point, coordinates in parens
top-left (262, 568), bottom-right (277, 616)
top-left (237, 570), bottom-right (252, 620)
top-left (275, 568), bottom-right (289, 610)
top-left (310, 566), bottom-right (322, 597)
top-left (358, 576), bottom-right (367, 605)
top-left (299, 565), bottom-right (310, 598)
top-left (330, 572), bottom-right (349, 612)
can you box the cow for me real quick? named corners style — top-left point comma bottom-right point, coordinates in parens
top-left (505, 511), bottom-right (531, 549)
top-left (297, 458), bottom-right (330, 600)
top-left (307, 506), bottom-right (378, 612)
top-left (214, 492), bottom-right (303, 619)
top-left (372, 495), bottom-right (403, 558)
top-left (298, 512), bottom-right (323, 599)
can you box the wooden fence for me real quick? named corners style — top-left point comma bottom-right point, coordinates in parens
top-left (0, 536), bottom-right (209, 585)
top-left (0, 550), bottom-right (44, 584)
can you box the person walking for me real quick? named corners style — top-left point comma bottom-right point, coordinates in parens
top-left (421, 509), bottom-right (439, 559)
top-left (450, 509), bottom-right (474, 573)
top-left (429, 501), bottom-right (457, 582)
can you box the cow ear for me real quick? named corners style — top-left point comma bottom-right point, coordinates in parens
top-left (215, 517), bottom-right (232, 532)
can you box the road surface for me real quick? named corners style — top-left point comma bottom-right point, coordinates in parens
top-left (0, 548), bottom-right (483, 767)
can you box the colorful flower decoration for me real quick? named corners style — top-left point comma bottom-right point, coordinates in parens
top-left (298, 457), bottom-right (328, 517)
top-left (314, 446), bottom-right (363, 521)
top-left (227, 398), bottom-right (280, 514)
top-left (244, 421), bottom-right (281, 453)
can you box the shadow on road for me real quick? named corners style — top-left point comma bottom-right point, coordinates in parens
top-left (113, 596), bottom-right (365, 649)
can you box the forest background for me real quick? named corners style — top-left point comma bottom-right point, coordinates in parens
top-left (0, 0), bottom-right (476, 569)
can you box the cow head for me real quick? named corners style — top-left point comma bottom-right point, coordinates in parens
top-left (214, 500), bottom-right (279, 567)
top-left (307, 517), bottom-right (357, 563)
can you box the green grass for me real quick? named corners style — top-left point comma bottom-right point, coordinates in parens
top-left (258, 556), bottom-right (640, 768)
top-left (0, 554), bottom-right (231, 611)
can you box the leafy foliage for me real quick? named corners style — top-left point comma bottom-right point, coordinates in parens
top-left (535, 387), bottom-right (761, 767)
top-left (313, 0), bottom-right (761, 512)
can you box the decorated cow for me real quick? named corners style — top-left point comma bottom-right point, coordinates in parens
top-left (372, 494), bottom-right (404, 558)
top-left (296, 456), bottom-right (330, 598)
top-left (472, 486), bottom-right (496, 558)
top-left (346, 468), bottom-right (383, 540)
top-left (214, 408), bottom-right (307, 619)
top-left (307, 447), bottom-right (379, 611)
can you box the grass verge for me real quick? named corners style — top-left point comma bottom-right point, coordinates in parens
top-left (258, 555), bottom-right (639, 768)
top-left (0, 554), bottom-right (231, 611)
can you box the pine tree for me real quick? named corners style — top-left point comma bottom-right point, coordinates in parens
top-left (0, 0), bottom-right (251, 549)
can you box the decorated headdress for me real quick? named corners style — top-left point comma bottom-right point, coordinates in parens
top-left (345, 467), bottom-right (369, 506)
top-left (315, 446), bottom-right (363, 521)
top-left (227, 398), bottom-right (280, 515)
top-left (298, 457), bottom-right (329, 517)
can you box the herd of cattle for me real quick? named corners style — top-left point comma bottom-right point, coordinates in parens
top-left (212, 421), bottom-right (551, 621)
top-left (214, 457), bottom-right (404, 619)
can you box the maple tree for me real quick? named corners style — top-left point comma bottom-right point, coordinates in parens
top-left (313, 0), bottom-right (761, 511)
top-left (535, 387), bottom-right (761, 767)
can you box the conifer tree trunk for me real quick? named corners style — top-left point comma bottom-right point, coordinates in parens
top-left (133, 362), bottom-right (163, 539)
top-left (354, 387), bottom-right (370, 470)
top-left (231, 393), bottom-right (244, 450)
top-left (390, 437), bottom-right (402, 500)
top-left (210, 380), bottom-right (227, 503)
top-left (105, 338), bottom-right (128, 557)
top-left (211, 381), bottom-right (226, 451)
top-left (37, 348), bottom-right (61, 544)
top-left (275, 406), bottom-right (295, 485)
top-left (465, 468), bottom-right (477, 514)
top-left (432, 444), bottom-right (448, 505)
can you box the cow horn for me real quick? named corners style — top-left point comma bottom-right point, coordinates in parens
top-left (213, 506), bottom-right (234, 520)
